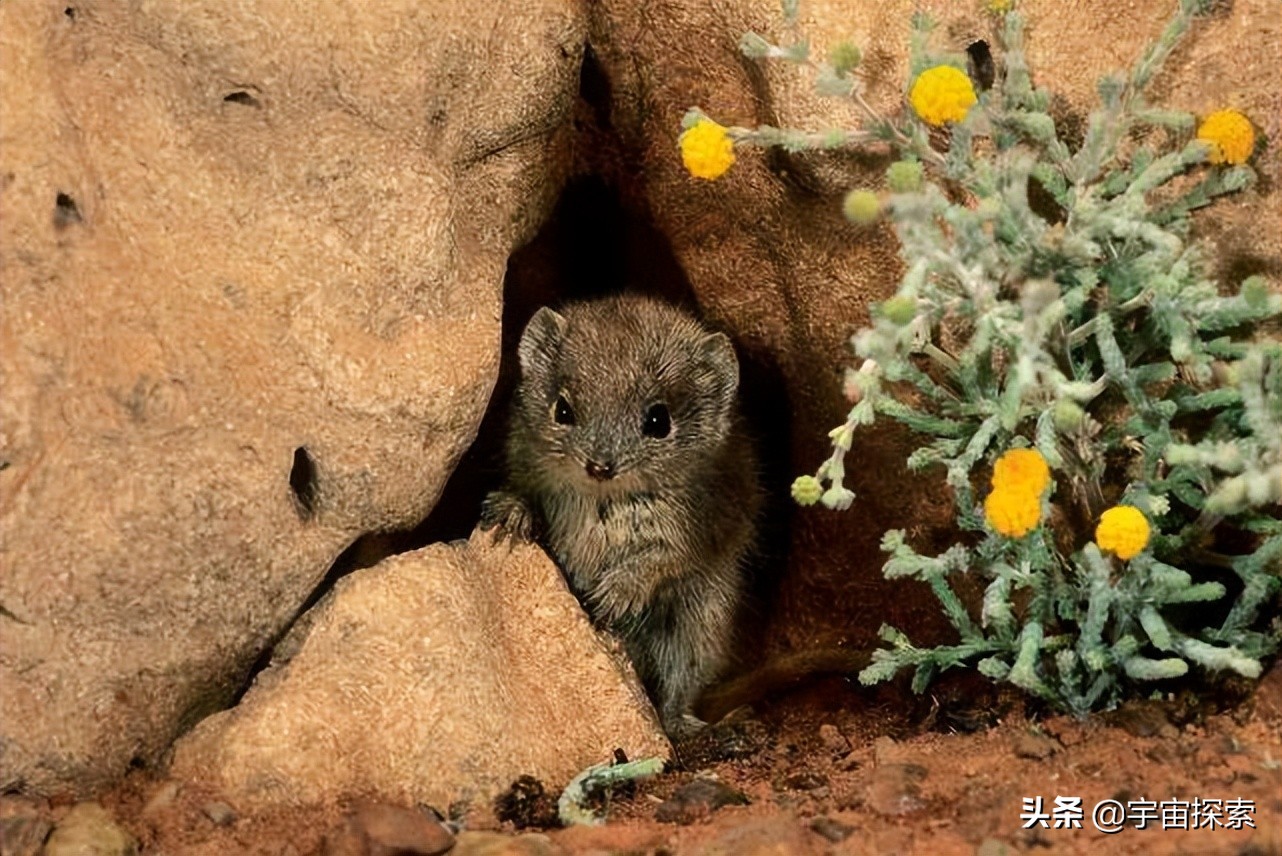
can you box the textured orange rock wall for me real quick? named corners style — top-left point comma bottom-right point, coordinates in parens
top-left (0, 0), bottom-right (582, 793)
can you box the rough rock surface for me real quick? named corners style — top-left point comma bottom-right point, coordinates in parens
top-left (169, 532), bottom-right (670, 810)
top-left (581, 0), bottom-right (1281, 654)
top-left (0, 1), bottom-right (582, 793)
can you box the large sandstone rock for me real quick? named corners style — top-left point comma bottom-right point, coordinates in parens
top-left (0, 0), bottom-right (582, 793)
top-left (169, 532), bottom-right (670, 810)
top-left (581, 0), bottom-right (1281, 653)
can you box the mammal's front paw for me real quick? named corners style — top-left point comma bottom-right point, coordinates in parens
top-left (480, 490), bottom-right (535, 544)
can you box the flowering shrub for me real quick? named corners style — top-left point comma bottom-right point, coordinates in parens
top-left (692, 0), bottom-right (1280, 713)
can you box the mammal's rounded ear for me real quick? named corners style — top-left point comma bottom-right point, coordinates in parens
top-left (518, 307), bottom-right (568, 375)
top-left (698, 331), bottom-right (739, 400)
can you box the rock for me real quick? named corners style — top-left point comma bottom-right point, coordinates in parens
top-left (817, 724), bottom-right (850, 757)
top-left (782, 771), bottom-right (827, 791)
top-left (200, 801), bottom-right (237, 827)
top-left (1011, 731), bottom-right (1059, 760)
top-left (139, 781), bottom-right (180, 820)
top-left (702, 817), bottom-right (816, 856)
top-left (655, 777), bottom-right (750, 825)
top-left (0, 0), bottom-right (584, 795)
top-left (975, 838), bottom-right (1015, 856)
top-left (866, 763), bottom-right (929, 817)
top-left (170, 533), bottom-right (670, 810)
top-left (1110, 701), bottom-right (1179, 739)
top-left (672, 717), bottom-right (768, 767)
top-left (808, 816), bottom-right (854, 843)
top-left (836, 751), bottom-right (863, 772)
top-left (41, 803), bottom-right (137, 856)
top-left (1039, 716), bottom-right (1087, 748)
top-left (323, 803), bottom-right (455, 856)
top-left (0, 813), bottom-right (52, 856)
top-left (451, 831), bottom-right (562, 856)
top-left (871, 736), bottom-right (901, 767)
top-left (1238, 823), bottom-right (1282, 856)
top-left (0, 795), bottom-right (49, 852)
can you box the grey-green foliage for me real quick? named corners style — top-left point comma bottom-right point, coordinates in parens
top-left (728, 0), bottom-right (1281, 714)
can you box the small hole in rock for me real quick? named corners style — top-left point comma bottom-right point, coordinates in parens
top-left (289, 447), bottom-right (318, 519)
top-left (64, 6), bottom-right (76, 19)
top-left (53, 192), bottom-right (82, 229)
top-left (223, 90), bottom-right (261, 108)
top-left (579, 43), bottom-right (613, 130)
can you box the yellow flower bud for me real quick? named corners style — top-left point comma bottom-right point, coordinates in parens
top-left (909, 66), bottom-right (977, 127)
top-left (1052, 400), bottom-right (1086, 433)
top-left (843, 189), bottom-right (881, 225)
top-left (880, 296), bottom-right (918, 325)
top-left (991, 448), bottom-right (1051, 496)
top-left (679, 118), bottom-right (736, 180)
top-left (984, 486), bottom-right (1042, 538)
top-left (1095, 505), bottom-right (1151, 561)
top-left (828, 41), bottom-right (862, 76)
top-left (886, 160), bottom-right (924, 193)
top-left (791, 475), bottom-right (824, 506)
top-left (1196, 109), bottom-right (1255, 166)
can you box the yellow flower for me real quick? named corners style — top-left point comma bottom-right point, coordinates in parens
top-left (1197, 109), bottom-right (1255, 165)
top-left (984, 486), bottom-right (1042, 538)
top-left (680, 118), bottom-right (735, 180)
top-left (992, 448), bottom-right (1051, 497)
top-left (1095, 505), bottom-right (1151, 561)
top-left (987, 0), bottom-right (1014, 12)
top-left (909, 66), bottom-right (977, 127)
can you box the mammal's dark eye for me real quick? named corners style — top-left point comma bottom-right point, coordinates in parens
top-left (642, 403), bottom-right (671, 439)
top-left (553, 394), bottom-right (575, 426)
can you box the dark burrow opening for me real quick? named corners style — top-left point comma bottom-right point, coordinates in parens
top-left (326, 173), bottom-right (796, 619)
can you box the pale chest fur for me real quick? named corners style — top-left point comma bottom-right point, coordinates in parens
top-left (539, 488), bottom-right (692, 586)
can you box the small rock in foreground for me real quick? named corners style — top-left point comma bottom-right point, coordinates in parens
top-left (41, 803), bottom-right (137, 856)
top-left (323, 802), bottom-right (455, 856)
top-left (451, 830), bottom-right (562, 856)
top-left (809, 815), bottom-right (854, 842)
top-left (866, 763), bottom-right (929, 817)
top-left (0, 813), bottom-right (52, 856)
top-left (655, 777), bottom-right (750, 825)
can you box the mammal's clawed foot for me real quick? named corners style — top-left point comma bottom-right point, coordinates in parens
top-left (480, 490), bottom-right (535, 544)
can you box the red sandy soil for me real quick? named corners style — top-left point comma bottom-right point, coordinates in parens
top-left (7, 665), bottom-right (1280, 855)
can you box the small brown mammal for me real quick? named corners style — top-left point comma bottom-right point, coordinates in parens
top-left (482, 294), bottom-right (761, 737)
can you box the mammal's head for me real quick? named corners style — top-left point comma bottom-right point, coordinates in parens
top-left (512, 295), bottom-right (739, 495)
